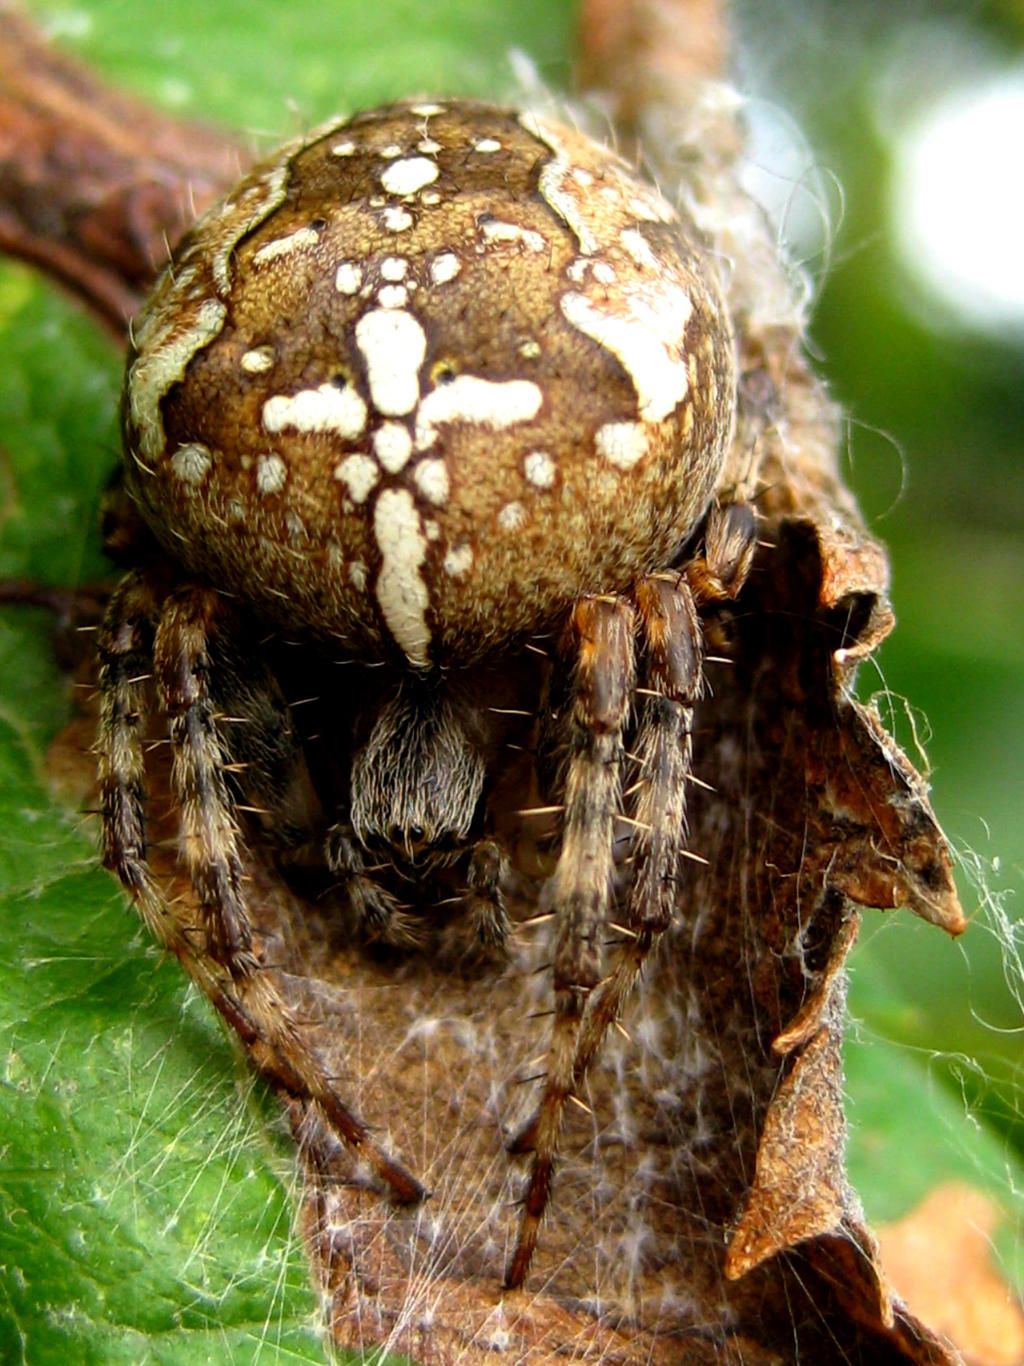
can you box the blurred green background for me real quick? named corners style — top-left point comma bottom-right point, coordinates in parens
top-left (0, 1), bottom-right (1020, 1361)
top-left (733, 0), bottom-right (1024, 1232)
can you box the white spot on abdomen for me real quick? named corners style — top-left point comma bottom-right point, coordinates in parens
top-left (263, 382), bottom-right (368, 440)
top-left (355, 309), bottom-right (427, 416)
top-left (498, 500), bottom-right (527, 530)
top-left (253, 226), bottom-right (321, 264)
top-left (595, 421), bottom-right (649, 469)
top-left (413, 458), bottom-right (450, 505)
top-left (241, 346), bottom-right (275, 374)
top-left (335, 261), bottom-right (364, 294)
top-left (620, 228), bottom-right (658, 271)
top-left (478, 219), bottom-right (546, 253)
top-left (524, 450), bottom-right (556, 488)
top-left (380, 157), bottom-right (438, 196)
top-left (170, 443), bottom-right (212, 485)
top-left (443, 543), bottom-right (474, 577)
top-left (378, 284), bottom-right (409, 309)
top-left (415, 375), bottom-right (543, 450)
top-left (373, 488), bottom-right (431, 666)
top-left (256, 453), bottom-right (288, 494)
top-left (560, 284), bottom-right (692, 423)
top-left (333, 453), bottom-right (379, 503)
top-left (429, 252), bottom-right (461, 285)
top-left (383, 206), bottom-right (413, 232)
top-left (373, 422), bottom-right (413, 472)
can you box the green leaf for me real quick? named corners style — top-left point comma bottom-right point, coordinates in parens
top-left (0, 279), bottom-right (327, 1363)
top-left (846, 965), bottom-right (1024, 1294)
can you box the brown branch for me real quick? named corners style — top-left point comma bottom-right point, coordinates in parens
top-left (0, 5), bottom-right (242, 333)
top-left (577, 0), bottom-right (729, 137)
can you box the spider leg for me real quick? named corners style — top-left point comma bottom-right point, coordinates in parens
top-left (505, 595), bottom-right (635, 1289)
top-left (561, 573), bottom-right (703, 1105)
top-left (97, 569), bottom-right (162, 923)
top-left (543, 502), bottom-right (757, 1122)
top-left (688, 500), bottom-right (757, 606)
top-left (98, 576), bottom-right (425, 1205)
top-left (504, 502), bottom-right (756, 1285)
top-left (153, 586), bottom-right (256, 970)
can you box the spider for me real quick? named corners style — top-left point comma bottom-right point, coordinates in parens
top-left (98, 97), bottom-right (755, 1288)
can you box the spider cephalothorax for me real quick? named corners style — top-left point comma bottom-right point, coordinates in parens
top-left (99, 98), bottom-right (754, 1286)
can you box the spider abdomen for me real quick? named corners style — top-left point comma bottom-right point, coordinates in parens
top-left (123, 100), bottom-right (736, 666)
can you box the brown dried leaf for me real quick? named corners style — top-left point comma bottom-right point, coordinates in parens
top-left (727, 1020), bottom-right (850, 1277)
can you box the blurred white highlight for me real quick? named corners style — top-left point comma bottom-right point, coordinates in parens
top-left (892, 71), bottom-right (1024, 333)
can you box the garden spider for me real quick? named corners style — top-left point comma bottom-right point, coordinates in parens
top-left (99, 98), bottom-right (754, 1286)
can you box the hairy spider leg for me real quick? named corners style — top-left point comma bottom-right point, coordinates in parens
top-left (97, 570), bottom-right (160, 913)
top-left (98, 574), bottom-right (426, 1206)
top-left (547, 573), bottom-right (704, 1132)
top-left (154, 586), bottom-right (256, 968)
top-left (505, 595), bottom-right (635, 1289)
top-left (503, 502), bottom-right (757, 1287)
top-left (549, 502), bottom-right (757, 1127)
top-left (688, 501), bottom-right (758, 609)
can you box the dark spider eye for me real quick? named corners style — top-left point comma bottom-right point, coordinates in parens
top-left (388, 823), bottom-right (428, 848)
